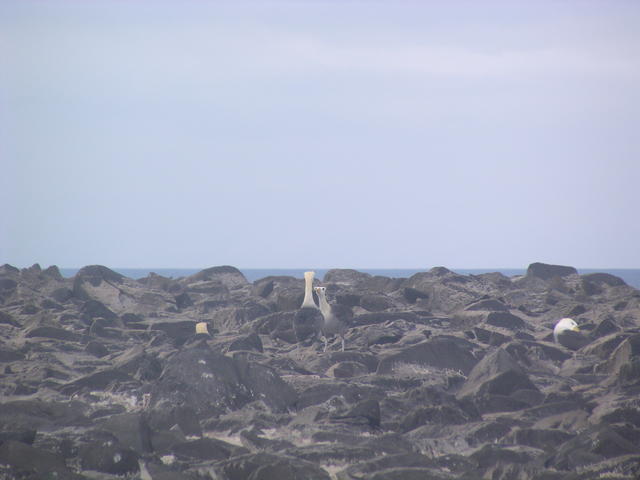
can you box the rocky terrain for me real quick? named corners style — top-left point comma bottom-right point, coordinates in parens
top-left (0, 262), bottom-right (639, 480)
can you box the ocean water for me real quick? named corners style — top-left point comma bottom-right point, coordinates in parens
top-left (58, 267), bottom-right (640, 289)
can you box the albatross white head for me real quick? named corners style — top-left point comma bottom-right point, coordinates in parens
top-left (301, 271), bottom-right (318, 309)
top-left (553, 318), bottom-right (580, 343)
top-left (313, 286), bottom-right (331, 317)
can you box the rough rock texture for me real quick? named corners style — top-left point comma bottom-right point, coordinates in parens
top-left (0, 262), bottom-right (639, 479)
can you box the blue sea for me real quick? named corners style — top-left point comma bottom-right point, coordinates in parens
top-left (58, 267), bottom-right (640, 289)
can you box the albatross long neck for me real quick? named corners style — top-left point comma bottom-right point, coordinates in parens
top-left (301, 271), bottom-right (317, 308)
top-left (316, 289), bottom-right (332, 317)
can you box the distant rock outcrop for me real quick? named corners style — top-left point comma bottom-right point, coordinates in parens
top-left (526, 262), bottom-right (578, 280)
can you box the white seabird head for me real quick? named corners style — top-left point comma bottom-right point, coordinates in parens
top-left (313, 286), bottom-right (327, 296)
top-left (313, 286), bottom-right (328, 303)
top-left (553, 317), bottom-right (580, 343)
top-left (195, 322), bottom-right (210, 335)
top-left (313, 286), bottom-right (330, 314)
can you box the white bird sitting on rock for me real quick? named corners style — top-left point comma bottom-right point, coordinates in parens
top-left (553, 317), bottom-right (586, 350)
top-left (293, 271), bottom-right (324, 344)
top-left (314, 286), bottom-right (353, 352)
top-left (553, 318), bottom-right (580, 343)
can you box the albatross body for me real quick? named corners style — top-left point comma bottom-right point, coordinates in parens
top-left (314, 286), bottom-right (353, 352)
top-left (293, 271), bottom-right (323, 344)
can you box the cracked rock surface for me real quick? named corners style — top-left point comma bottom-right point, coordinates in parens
top-left (1, 262), bottom-right (639, 479)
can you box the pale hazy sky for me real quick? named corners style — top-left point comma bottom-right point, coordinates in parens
top-left (1, 1), bottom-right (639, 269)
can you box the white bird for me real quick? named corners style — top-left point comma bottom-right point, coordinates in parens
top-left (301, 270), bottom-right (317, 309)
top-left (293, 271), bottom-right (323, 344)
top-left (553, 317), bottom-right (587, 350)
top-left (314, 286), bottom-right (353, 352)
top-left (553, 318), bottom-right (580, 343)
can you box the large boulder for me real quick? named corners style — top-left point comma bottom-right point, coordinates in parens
top-left (457, 347), bottom-right (539, 413)
top-left (0, 440), bottom-right (83, 479)
top-left (596, 334), bottom-right (640, 386)
top-left (581, 272), bottom-right (627, 296)
top-left (526, 262), bottom-right (578, 281)
top-left (252, 276), bottom-right (304, 311)
top-left (213, 452), bottom-right (331, 480)
top-left (151, 344), bottom-right (297, 417)
top-left (323, 269), bottom-right (372, 286)
top-left (401, 268), bottom-right (497, 314)
top-left (182, 265), bottom-right (248, 289)
top-left (73, 265), bottom-right (173, 314)
top-left (376, 336), bottom-right (477, 375)
top-left (546, 424), bottom-right (640, 470)
top-left (78, 431), bottom-right (140, 475)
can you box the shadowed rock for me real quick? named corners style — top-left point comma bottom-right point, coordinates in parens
top-left (0, 440), bottom-right (83, 479)
top-left (182, 265), bottom-right (248, 288)
top-left (377, 336), bottom-right (477, 375)
top-left (214, 452), bottom-right (331, 480)
top-left (25, 325), bottom-right (82, 342)
top-left (526, 262), bottom-right (578, 280)
top-left (457, 347), bottom-right (539, 413)
top-left (79, 432), bottom-right (140, 475)
top-left (152, 346), bottom-right (297, 417)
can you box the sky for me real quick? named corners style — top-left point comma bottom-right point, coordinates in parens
top-left (1, 0), bottom-right (639, 269)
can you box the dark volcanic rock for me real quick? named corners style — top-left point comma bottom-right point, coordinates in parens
top-left (25, 325), bottom-right (81, 342)
top-left (85, 340), bottom-right (110, 357)
top-left (0, 348), bottom-right (24, 362)
top-left (0, 429), bottom-right (37, 445)
top-left (457, 347), bottom-right (539, 413)
top-left (51, 287), bottom-right (74, 303)
top-left (595, 334), bottom-right (640, 384)
top-left (403, 287), bottom-right (429, 304)
top-left (507, 427), bottom-right (575, 451)
top-left (252, 276), bottom-right (304, 311)
top-left (377, 336), bottom-right (477, 375)
top-left (485, 311), bottom-right (527, 330)
top-left (581, 272), bottom-right (626, 296)
top-left (0, 400), bottom-right (90, 430)
top-left (79, 432), bottom-right (140, 475)
top-left (293, 307), bottom-right (323, 344)
top-left (152, 345), bottom-right (297, 417)
top-left (324, 269), bottom-right (372, 286)
top-left (99, 412), bottom-right (153, 454)
top-left (73, 266), bottom-right (125, 301)
top-left (547, 424), bottom-right (640, 470)
top-left (0, 310), bottom-right (20, 327)
top-left (151, 320), bottom-right (197, 345)
top-left (465, 298), bottom-right (510, 311)
top-left (228, 332), bottom-right (264, 352)
top-left (172, 437), bottom-right (245, 460)
top-left (327, 361), bottom-right (370, 378)
top-left (331, 399), bottom-right (381, 429)
top-left (60, 369), bottom-right (136, 396)
top-left (81, 299), bottom-right (118, 322)
top-left (0, 440), bottom-right (82, 479)
top-left (360, 294), bottom-right (394, 312)
top-left (526, 262), bottom-right (578, 280)
top-left (183, 265), bottom-right (248, 288)
top-left (214, 452), bottom-right (331, 480)
top-left (1, 262), bottom-right (639, 479)
top-left (173, 405), bottom-right (203, 437)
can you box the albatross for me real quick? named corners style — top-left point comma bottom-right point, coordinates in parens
top-left (314, 286), bottom-right (353, 352)
top-left (553, 317), bottom-right (586, 350)
top-left (293, 271), bottom-right (324, 344)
